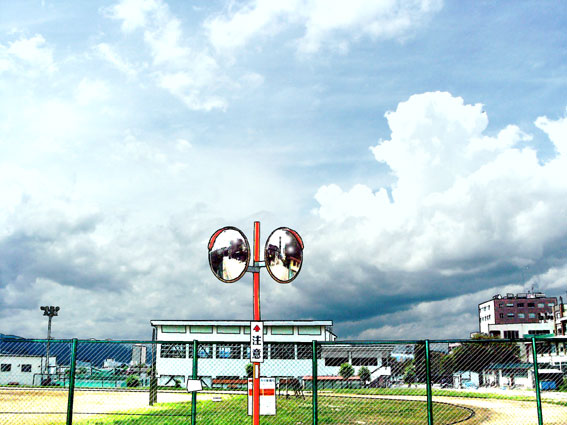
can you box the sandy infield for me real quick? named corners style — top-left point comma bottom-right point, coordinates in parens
top-left (0, 387), bottom-right (227, 425)
top-left (2, 387), bottom-right (567, 425)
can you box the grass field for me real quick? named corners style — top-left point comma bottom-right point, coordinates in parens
top-left (67, 395), bottom-right (472, 425)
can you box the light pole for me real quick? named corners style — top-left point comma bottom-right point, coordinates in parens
top-left (208, 222), bottom-right (303, 425)
top-left (40, 305), bottom-right (59, 380)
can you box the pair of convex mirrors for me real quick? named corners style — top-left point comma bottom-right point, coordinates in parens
top-left (208, 227), bottom-right (303, 284)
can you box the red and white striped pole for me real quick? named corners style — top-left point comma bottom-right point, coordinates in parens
top-left (252, 221), bottom-right (261, 425)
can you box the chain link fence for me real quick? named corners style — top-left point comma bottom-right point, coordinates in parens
top-left (1, 336), bottom-right (567, 424)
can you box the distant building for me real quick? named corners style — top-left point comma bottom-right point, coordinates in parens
top-left (0, 354), bottom-right (56, 386)
top-left (478, 292), bottom-right (557, 338)
top-left (150, 320), bottom-right (394, 387)
top-left (131, 344), bottom-right (147, 366)
top-left (553, 296), bottom-right (567, 336)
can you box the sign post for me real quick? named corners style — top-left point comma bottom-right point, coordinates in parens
top-left (208, 222), bottom-right (303, 424)
top-left (252, 222), bottom-right (261, 425)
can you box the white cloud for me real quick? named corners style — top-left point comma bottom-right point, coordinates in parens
top-left (205, 0), bottom-right (443, 54)
top-left (75, 78), bottom-right (111, 105)
top-left (95, 43), bottom-right (138, 78)
top-left (0, 34), bottom-right (56, 75)
top-left (313, 92), bottom-right (567, 275)
top-left (106, 0), bottom-right (228, 111)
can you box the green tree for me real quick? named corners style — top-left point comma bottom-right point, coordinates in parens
top-left (450, 334), bottom-right (520, 384)
top-left (403, 362), bottom-right (416, 385)
top-left (245, 363), bottom-right (253, 378)
top-left (126, 375), bottom-right (141, 387)
top-left (358, 366), bottom-right (371, 384)
top-left (339, 363), bottom-right (354, 380)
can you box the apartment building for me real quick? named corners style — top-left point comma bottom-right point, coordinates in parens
top-left (478, 292), bottom-right (557, 338)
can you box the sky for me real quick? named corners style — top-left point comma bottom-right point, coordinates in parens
top-left (1, 0), bottom-right (566, 341)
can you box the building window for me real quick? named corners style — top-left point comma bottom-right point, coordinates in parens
top-left (528, 303), bottom-right (535, 308)
top-left (548, 303), bottom-right (555, 307)
top-left (161, 343), bottom-right (186, 358)
top-left (507, 313), bottom-right (515, 317)
top-left (518, 313), bottom-right (525, 319)
top-left (298, 326), bottom-right (322, 335)
top-left (503, 331), bottom-right (519, 339)
top-left (506, 303), bottom-right (514, 307)
top-left (162, 325), bottom-right (186, 333)
top-left (324, 357), bottom-right (348, 366)
top-left (216, 344), bottom-right (242, 359)
top-left (499, 313), bottom-right (504, 318)
top-left (297, 343), bottom-right (321, 359)
top-left (529, 313), bottom-right (536, 318)
top-left (198, 344), bottom-right (213, 358)
top-left (271, 326), bottom-right (294, 335)
top-left (1, 364), bottom-right (11, 372)
top-left (21, 364), bottom-right (32, 373)
top-left (190, 325), bottom-right (213, 334)
top-left (352, 357), bottom-right (378, 366)
top-left (217, 326), bottom-right (240, 334)
top-left (517, 303), bottom-right (524, 307)
top-left (498, 303), bottom-right (504, 308)
top-left (538, 303), bottom-right (545, 308)
top-left (271, 343), bottom-right (295, 359)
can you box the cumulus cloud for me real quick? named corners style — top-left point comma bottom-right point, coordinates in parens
top-left (205, 0), bottom-right (443, 54)
top-left (0, 34), bottom-right (56, 76)
top-left (105, 0), bottom-right (228, 111)
top-left (314, 92), bottom-right (567, 273)
top-left (75, 78), bottom-right (111, 105)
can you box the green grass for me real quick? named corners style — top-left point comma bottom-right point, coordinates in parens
top-left (329, 387), bottom-right (538, 401)
top-left (71, 395), bottom-right (472, 425)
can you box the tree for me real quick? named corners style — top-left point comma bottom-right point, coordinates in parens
top-left (245, 363), bottom-right (253, 378)
top-left (126, 375), bottom-right (141, 387)
top-left (358, 366), bottom-right (371, 385)
top-left (339, 363), bottom-right (354, 380)
top-left (403, 362), bottom-right (416, 386)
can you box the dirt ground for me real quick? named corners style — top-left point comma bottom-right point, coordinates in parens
top-left (2, 387), bottom-right (567, 425)
top-left (0, 387), bottom-right (226, 425)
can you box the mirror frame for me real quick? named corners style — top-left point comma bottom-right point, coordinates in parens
top-left (264, 227), bottom-right (304, 284)
top-left (208, 226), bottom-right (250, 283)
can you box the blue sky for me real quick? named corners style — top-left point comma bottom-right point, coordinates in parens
top-left (1, 0), bottom-right (566, 340)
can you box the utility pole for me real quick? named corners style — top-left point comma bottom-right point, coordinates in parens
top-left (40, 306), bottom-right (60, 382)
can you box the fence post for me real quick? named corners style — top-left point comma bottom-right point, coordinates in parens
top-left (66, 338), bottom-right (78, 425)
top-left (191, 339), bottom-right (198, 425)
top-left (531, 337), bottom-right (543, 425)
top-left (425, 340), bottom-right (433, 425)
top-left (149, 328), bottom-right (157, 405)
top-left (312, 340), bottom-right (318, 425)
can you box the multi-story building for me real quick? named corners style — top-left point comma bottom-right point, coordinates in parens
top-left (150, 320), bottom-right (394, 387)
top-left (478, 292), bottom-right (557, 338)
top-left (131, 344), bottom-right (147, 366)
top-left (553, 296), bottom-right (567, 336)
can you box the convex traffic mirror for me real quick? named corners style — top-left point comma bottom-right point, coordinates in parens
top-left (208, 227), bottom-right (250, 283)
top-left (264, 227), bottom-right (303, 283)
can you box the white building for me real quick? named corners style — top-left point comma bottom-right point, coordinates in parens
top-left (0, 354), bottom-right (56, 386)
top-left (485, 322), bottom-right (555, 339)
top-left (131, 344), bottom-right (147, 366)
top-left (150, 320), bottom-right (394, 387)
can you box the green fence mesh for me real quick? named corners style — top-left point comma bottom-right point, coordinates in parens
top-left (1, 337), bottom-right (567, 424)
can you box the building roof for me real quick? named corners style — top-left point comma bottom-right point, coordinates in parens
top-left (484, 363), bottom-right (533, 370)
top-left (150, 320), bottom-right (333, 327)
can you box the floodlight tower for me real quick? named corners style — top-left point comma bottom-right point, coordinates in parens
top-left (40, 305), bottom-right (60, 377)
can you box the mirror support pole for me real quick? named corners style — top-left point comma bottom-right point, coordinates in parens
top-left (253, 221), bottom-right (261, 425)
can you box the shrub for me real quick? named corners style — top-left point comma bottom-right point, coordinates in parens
top-left (339, 363), bottom-right (354, 380)
top-left (126, 375), bottom-right (141, 387)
